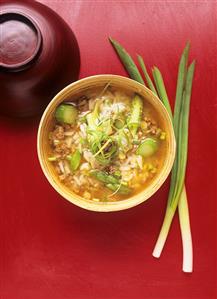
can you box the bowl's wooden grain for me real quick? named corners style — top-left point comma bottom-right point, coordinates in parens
top-left (37, 75), bottom-right (176, 212)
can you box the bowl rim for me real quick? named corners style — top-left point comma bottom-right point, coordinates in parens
top-left (37, 74), bottom-right (176, 212)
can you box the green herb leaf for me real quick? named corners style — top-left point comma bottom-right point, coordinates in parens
top-left (172, 61), bottom-right (195, 204)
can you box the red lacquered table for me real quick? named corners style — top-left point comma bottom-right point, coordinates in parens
top-left (0, 1), bottom-right (216, 299)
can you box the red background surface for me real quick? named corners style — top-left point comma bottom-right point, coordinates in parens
top-left (0, 1), bottom-right (216, 299)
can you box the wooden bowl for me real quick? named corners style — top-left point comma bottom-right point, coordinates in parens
top-left (37, 75), bottom-right (176, 212)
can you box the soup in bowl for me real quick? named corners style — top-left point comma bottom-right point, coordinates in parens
top-left (37, 75), bottom-right (175, 211)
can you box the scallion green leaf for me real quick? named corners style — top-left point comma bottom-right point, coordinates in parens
top-left (109, 38), bottom-right (194, 272)
top-left (152, 66), bottom-right (173, 119)
top-left (109, 37), bottom-right (145, 85)
top-left (137, 55), bottom-right (157, 94)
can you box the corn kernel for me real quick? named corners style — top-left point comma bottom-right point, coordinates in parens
top-left (119, 152), bottom-right (126, 160)
top-left (160, 131), bottom-right (166, 140)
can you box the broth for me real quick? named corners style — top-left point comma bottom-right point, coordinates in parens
top-left (48, 86), bottom-right (167, 202)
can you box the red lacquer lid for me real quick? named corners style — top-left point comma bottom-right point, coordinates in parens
top-left (0, 12), bottom-right (42, 70)
top-left (0, 0), bottom-right (80, 118)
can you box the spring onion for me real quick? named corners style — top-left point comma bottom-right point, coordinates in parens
top-left (173, 61), bottom-right (195, 203)
top-left (152, 67), bottom-right (173, 119)
top-left (167, 43), bottom-right (190, 205)
top-left (148, 50), bottom-right (193, 273)
top-left (178, 186), bottom-right (193, 272)
top-left (109, 37), bottom-right (145, 84)
top-left (152, 57), bottom-right (195, 265)
top-left (137, 55), bottom-right (157, 94)
top-left (152, 67), bottom-right (195, 274)
top-left (109, 37), bottom-right (194, 272)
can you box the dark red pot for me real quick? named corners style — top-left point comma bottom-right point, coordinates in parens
top-left (0, 0), bottom-right (80, 117)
